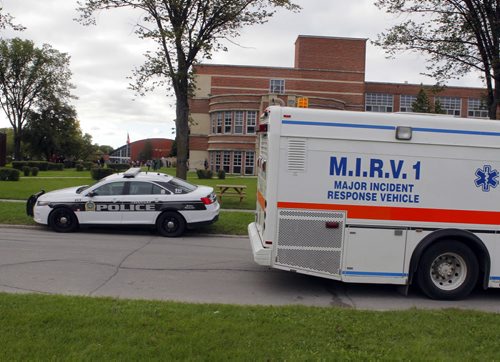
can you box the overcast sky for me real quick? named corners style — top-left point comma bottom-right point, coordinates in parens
top-left (0, 0), bottom-right (484, 149)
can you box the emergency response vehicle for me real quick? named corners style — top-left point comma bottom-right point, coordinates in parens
top-left (249, 106), bottom-right (500, 300)
top-left (27, 168), bottom-right (219, 237)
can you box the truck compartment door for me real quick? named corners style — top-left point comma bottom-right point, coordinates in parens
top-left (274, 209), bottom-right (345, 279)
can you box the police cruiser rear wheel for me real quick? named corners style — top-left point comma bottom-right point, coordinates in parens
top-left (49, 208), bottom-right (78, 233)
top-left (417, 241), bottom-right (478, 300)
top-left (157, 211), bottom-right (186, 237)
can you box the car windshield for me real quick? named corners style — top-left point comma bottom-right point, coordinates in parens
top-left (76, 185), bottom-right (90, 194)
top-left (155, 177), bottom-right (197, 194)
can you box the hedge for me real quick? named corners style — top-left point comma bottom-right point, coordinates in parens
top-left (91, 167), bottom-right (115, 180)
top-left (107, 163), bottom-right (130, 171)
top-left (11, 161), bottom-right (64, 171)
top-left (196, 169), bottom-right (213, 179)
top-left (0, 168), bottom-right (20, 181)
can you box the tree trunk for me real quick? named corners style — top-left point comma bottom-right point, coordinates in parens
top-left (175, 93), bottom-right (190, 180)
top-left (13, 131), bottom-right (22, 161)
top-left (494, 74), bottom-right (500, 120)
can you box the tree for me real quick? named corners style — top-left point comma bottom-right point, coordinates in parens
top-left (0, 38), bottom-right (75, 160)
top-left (374, 0), bottom-right (500, 119)
top-left (0, 127), bottom-right (14, 158)
top-left (23, 100), bottom-right (83, 160)
top-left (77, 0), bottom-right (299, 179)
top-left (412, 88), bottom-right (432, 113)
top-left (0, 7), bottom-right (25, 32)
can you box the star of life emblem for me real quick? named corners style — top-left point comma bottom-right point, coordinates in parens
top-left (475, 165), bottom-right (499, 192)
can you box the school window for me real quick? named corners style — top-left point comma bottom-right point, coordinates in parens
top-left (365, 93), bottom-right (393, 112)
top-left (224, 112), bottom-right (232, 133)
top-left (223, 152), bottom-right (231, 172)
top-left (435, 96), bottom-right (461, 116)
top-left (216, 112), bottom-right (223, 133)
top-left (468, 98), bottom-right (489, 118)
top-left (210, 113), bottom-right (216, 134)
top-left (400, 95), bottom-right (416, 112)
top-left (234, 111), bottom-right (244, 134)
top-left (214, 152), bottom-right (221, 171)
top-left (270, 79), bottom-right (285, 94)
top-left (245, 151), bottom-right (255, 175)
top-left (233, 151), bottom-right (242, 174)
top-left (247, 111), bottom-right (257, 134)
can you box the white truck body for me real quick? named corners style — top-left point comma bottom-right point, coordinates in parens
top-left (248, 106), bottom-right (500, 299)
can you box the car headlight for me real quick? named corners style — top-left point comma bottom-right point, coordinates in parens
top-left (36, 201), bottom-right (51, 206)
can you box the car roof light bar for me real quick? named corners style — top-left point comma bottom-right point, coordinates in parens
top-left (123, 167), bottom-right (142, 178)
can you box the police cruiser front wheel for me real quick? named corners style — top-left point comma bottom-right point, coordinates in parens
top-left (417, 240), bottom-right (479, 300)
top-left (48, 207), bottom-right (78, 233)
top-left (157, 211), bottom-right (186, 237)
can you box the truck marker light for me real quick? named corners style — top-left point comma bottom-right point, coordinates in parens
top-left (265, 240), bottom-right (273, 245)
top-left (283, 114), bottom-right (291, 118)
top-left (325, 221), bottom-right (340, 229)
top-left (396, 126), bottom-right (412, 140)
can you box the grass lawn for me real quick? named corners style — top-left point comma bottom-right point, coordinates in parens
top-left (0, 167), bottom-right (257, 209)
top-left (0, 201), bottom-right (252, 235)
top-left (1, 292), bottom-right (499, 360)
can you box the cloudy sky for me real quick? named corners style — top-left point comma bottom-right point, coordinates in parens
top-left (0, 0), bottom-right (484, 148)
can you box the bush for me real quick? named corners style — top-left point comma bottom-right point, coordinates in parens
top-left (22, 166), bottom-right (30, 176)
top-left (12, 161), bottom-right (50, 171)
top-left (63, 160), bottom-right (75, 169)
top-left (83, 161), bottom-right (93, 171)
top-left (76, 163), bottom-right (84, 172)
top-left (217, 170), bottom-right (226, 179)
top-left (196, 169), bottom-right (213, 179)
top-left (48, 163), bottom-right (64, 171)
top-left (91, 167), bottom-right (115, 180)
top-left (31, 167), bottom-right (39, 176)
top-left (0, 168), bottom-right (20, 181)
top-left (108, 163), bottom-right (130, 171)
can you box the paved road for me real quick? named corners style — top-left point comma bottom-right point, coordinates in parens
top-left (1, 226), bottom-right (500, 312)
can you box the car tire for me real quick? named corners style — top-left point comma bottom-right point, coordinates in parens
top-left (417, 240), bottom-right (479, 300)
top-left (48, 208), bottom-right (78, 233)
top-left (156, 211), bottom-right (186, 237)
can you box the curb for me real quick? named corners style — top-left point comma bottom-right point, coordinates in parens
top-left (0, 224), bottom-right (247, 238)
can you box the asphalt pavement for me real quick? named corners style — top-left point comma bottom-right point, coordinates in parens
top-left (2, 226), bottom-right (500, 312)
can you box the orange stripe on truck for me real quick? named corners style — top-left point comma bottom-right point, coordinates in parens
top-left (257, 190), bottom-right (266, 210)
top-left (277, 201), bottom-right (500, 225)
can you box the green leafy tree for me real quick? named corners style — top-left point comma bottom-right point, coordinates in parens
top-left (434, 99), bottom-right (446, 114)
top-left (0, 127), bottom-right (14, 157)
top-left (23, 100), bottom-right (83, 160)
top-left (98, 145), bottom-right (114, 155)
top-left (77, 0), bottom-right (300, 179)
top-left (412, 88), bottom-right (432, 113)
top-left (374, 0), bottom-right (500, 119)
top-left (0, 38), bottom-right (75, 160)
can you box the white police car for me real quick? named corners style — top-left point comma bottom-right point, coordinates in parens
top-left (26, 168), bottom-right (220, 237)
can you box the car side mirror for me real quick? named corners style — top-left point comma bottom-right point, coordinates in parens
top-left (86, 191), bottom-right (96, 198)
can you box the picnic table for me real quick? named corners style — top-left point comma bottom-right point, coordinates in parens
top-left (216, 184), bottom-right (247, 203)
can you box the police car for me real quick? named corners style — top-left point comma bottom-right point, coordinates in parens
top-left (26, 168), bottom-right (220, 237)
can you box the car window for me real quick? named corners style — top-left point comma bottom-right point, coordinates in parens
top-left (156, 178), bottom-right (197, 194)
top-left (92, 181), bottom-right (126, 196)
top-left (129, 181), bottom-right (168, 195)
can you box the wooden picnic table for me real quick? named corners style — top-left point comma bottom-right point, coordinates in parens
top-left (216, 184), bottom-right (247, 203)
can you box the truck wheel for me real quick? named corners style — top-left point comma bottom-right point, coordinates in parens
top-left (417, 240), bottom-right (478, 300)
top-left (157, 211), bottom-right (186, 237)
top-left (49, 208), bottom-right (78, 233)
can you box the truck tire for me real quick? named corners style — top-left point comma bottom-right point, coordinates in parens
top-left (417, 240), bottom-right (478, 300)
top-left (49, 207), bottom-right (78, 233)
top-left (156, 211), bottom-right (186, 237)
